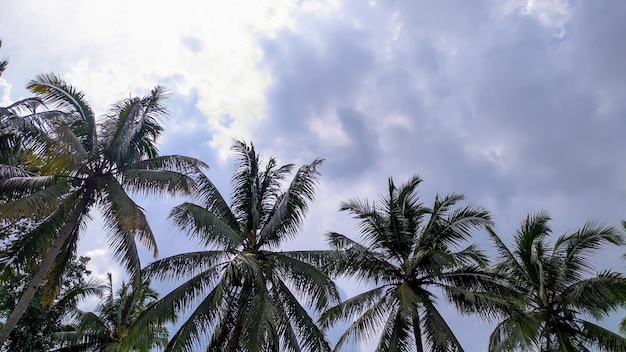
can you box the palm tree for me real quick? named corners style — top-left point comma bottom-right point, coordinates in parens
top-left (53, 274), bottom-right (167, 352)
top-left (0, 256), bottom-right (104, 352)
top-left (487, 211), bottom-right (626, 351)
top-left (134, 140), bottom-right (339, 352)
top-left (0, 74), bottom-right (205, 344)
top-left (319, 176), bottom-right (503, 352)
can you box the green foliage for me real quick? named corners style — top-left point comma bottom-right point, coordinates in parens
top-left (136, 140), bottom-right (338, 352)
top-left (319, 176), bottom-right (507, 352)
top-left (0, 74), bottom-right (207, 343)
top-left (0, 256), bottom-right (100, 352)
top-left (487, 212), bottom-right (626, 351)
top-left (54, 275), bottom-right (167, 352)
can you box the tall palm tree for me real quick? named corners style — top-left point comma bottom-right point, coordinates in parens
top-left (487, 211), bottom-right (626, 351)
top-left (53, 274), bottom-right (167, 352)
top-left (134, 140), bottom-right (339, 352)
top-left (319, 176), bottom-right (503, 352)
top-left (0, 74), bottom-right (205, 344)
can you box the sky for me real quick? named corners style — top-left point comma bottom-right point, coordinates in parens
top-left (2, 0), bottom-right (626, 350)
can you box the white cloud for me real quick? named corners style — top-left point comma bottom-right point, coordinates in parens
top-left (0, 78), bottom-right (10, 106)
top-left (1, 0), bottom-right (298, 158)
top-left (3, 0), bottom-right (626, 350)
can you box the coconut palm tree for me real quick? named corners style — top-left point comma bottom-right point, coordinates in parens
top-left (0, 74), bottom-right (205, 344)
top-left (319, 175), bottom-right (504, 352)
top-left (134, 140), bottom-right (339, 352)
top-left (53, 274), bottom-right (167, 352)
top-left (0, 256), bottom-right (104, 352)
top-left (487, 211), bottom-right (626, 351)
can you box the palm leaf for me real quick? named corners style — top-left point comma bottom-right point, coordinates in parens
top-left (579, 320), bottom-right (626, 351)
top-left (165, 281), bottom-right (229, 352)
top-left (375, 305), bottom-right (412, 352)
top-left (336, 297), bottom-right (394, 351)
top-left (271, 276), bottom-right (332, 352)
top-left (259, 158), bottom-right (323, 247)
top-left (169, 202), bottom-right (242, 248)
top-left (563, 271), bottom-right (626, 319)
top-left (271, 252), bottom-right (339, 311)
top-left (419, 295), bottom-right (464, 351)
top-left (27, 73), bottom-right (96, 152)
top-left (101, 177), bottom-right (157, 283)
top-left (0, 176), bottom-right (66, 215)
top-left (142, 250), bottom-right (230, 282)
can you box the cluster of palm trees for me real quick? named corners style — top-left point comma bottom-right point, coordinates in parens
top-left (2, 64), bottom-right (626, 351)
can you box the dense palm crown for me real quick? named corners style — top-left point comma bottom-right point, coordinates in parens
top-left (0, 74), bottom-right (204, 343)
top-left (487, 212), bottom-right (626, 351)
top-left (54, 275), bottom-right (168, 352)
top-left (319, 176), bottom-right (501, 352)
top-left (136, 141), bottom-right (339, 352)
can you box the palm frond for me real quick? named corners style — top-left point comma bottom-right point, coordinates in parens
top-left (55, 123), bottom-right (88, 163)
top-left (1, 187), bottom-right (84, 269)
top-left (563, 271), bottom-right (626, 319)
top-left (101, 177), bottom-right (157, 283)
top-left (259, 158), bottom-right (323, 247)
top-left (419, 296), bottom-right (463, 352)
top-left (41, 218), bottom-right (85, 306)
top-left (132, 268), bottom-right (223, 342)
top-left (27, 73), bottom-right (96, 152)
top-left (332, 295), bottom-right (395, 351)
top-left (101, 87), bottom-right (168, 165)
top-left (164, 281), bottom-right (230, 352)
top-left (488, 314), bottom-right (541, 352)
top-left (279, 249), bottom-right (342, 274)
top-left (230, 140), bottom-right (262, 231)
top-left (122, 168), bottom-right (195, 196)
top-left (0, 164), bottom-right (35, 180)
top-left (169, 202), bottom-right (242, 249)
top-left (579, 319), bottom-right (626, 351)
top-left (319, 286), bottom-right (389, 331)
top-left (374, 305), bottom-right (413, 352)
top-left (242, 279), bottom-right (278, 352)
top-left (339, 198), bottom-right (387, 251)
top-left (325, 232), bottom-right (400, 283)
top-left (191, 170), bottom-right (240, 230)
top-left (0, 176), bottom-right (66, 216)
top-left (270, 276), bottom-right (332, 352)
top-left (556, 221), bottom-right (623, 282)
top-left (141, 250), bottom-right (229, 282)
top-left (271, 252), bottom-right (339, 311)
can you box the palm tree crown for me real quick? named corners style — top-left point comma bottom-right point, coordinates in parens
top-left (54, 274), bottom-right (168, 352)
top-left (320, 175), bottom-right (500, 352)
top-left (0, 74), bottom-right (204, 344)
top-left (488, 211), bottom-right (626, 351)
top-left (136, 140), bottom-right (339, 352)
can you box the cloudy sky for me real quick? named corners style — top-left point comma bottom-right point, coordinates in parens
top-left (2, 0), bottom-right (626, 350)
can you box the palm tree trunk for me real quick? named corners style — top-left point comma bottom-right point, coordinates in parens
top-left (0, 188), bottom-right (93, 345)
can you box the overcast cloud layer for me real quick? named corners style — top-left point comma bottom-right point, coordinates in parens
top-left (2, 1), bottom-right (625, 350)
